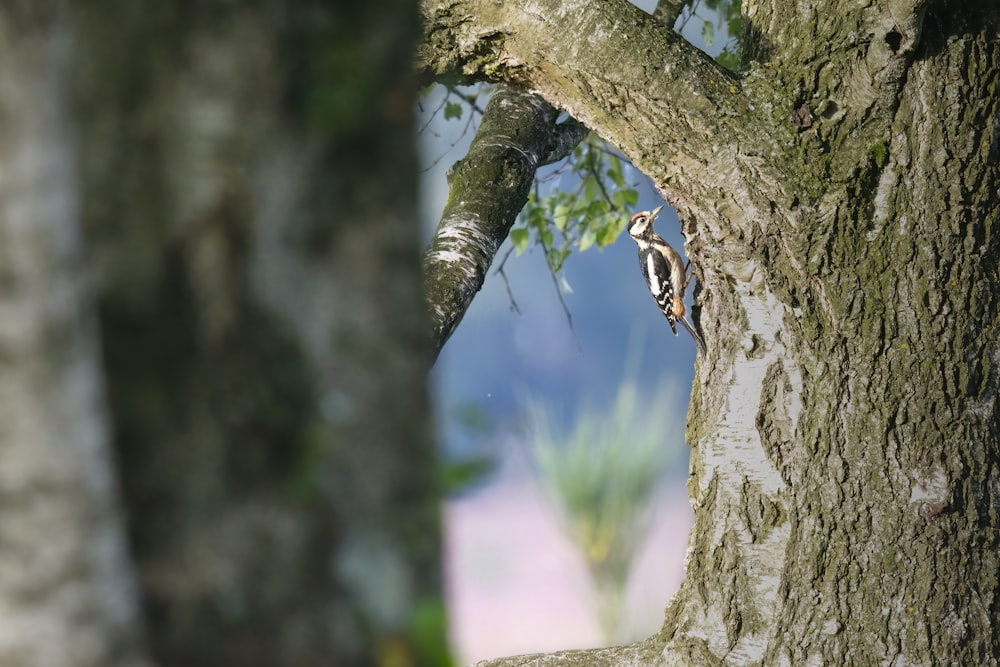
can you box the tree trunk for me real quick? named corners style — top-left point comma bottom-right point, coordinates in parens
top-left (668, 7), bottom-right (1000, 663)
top-left (71, 2), bottom-right (441, 666)
top-left (420, 0), bottom-right (1000, 664)
top-left (0, 5), bottom-right (148, 666)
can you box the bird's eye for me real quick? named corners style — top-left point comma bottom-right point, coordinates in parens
top-left (637, 216), bottom-right (646, 223)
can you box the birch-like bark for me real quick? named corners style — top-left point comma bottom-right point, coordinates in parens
top-left (424, 84), bottom-right (584, 355)
top-left (0, 6), bottom-right (147, 667)
top-left (421, 0), bottom-right (1000, 664)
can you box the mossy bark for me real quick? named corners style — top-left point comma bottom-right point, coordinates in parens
top-left (421, 0), bottom-right (1000, 664)
top-left (423, 84), bottom-right (587, 356)
top-left (424, 85), bottom-right (558, 354)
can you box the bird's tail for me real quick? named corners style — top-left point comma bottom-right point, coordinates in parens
top-left (678, 316), bottom-right (706, 355)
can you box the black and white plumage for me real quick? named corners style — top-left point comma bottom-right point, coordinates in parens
top-left (627, 205), bottom-right (706, 354)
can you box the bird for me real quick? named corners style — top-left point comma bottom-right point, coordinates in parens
top-left (627, 205), bottom-right (706, 354)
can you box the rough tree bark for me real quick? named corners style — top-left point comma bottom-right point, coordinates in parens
top-left (419, 0), bottom-right (1000, 664)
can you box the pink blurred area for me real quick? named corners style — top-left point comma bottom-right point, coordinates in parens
top-left (444, 476), bottom-right (693, 664)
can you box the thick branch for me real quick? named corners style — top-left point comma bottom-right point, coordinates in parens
top-left (423, 84), bottom-right (562, 356)
top-left (541, 118), bottom-right (590, 165)
top-left (418, 0), bottom-right (784, 205)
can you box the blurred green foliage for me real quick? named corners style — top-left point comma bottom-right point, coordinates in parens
top-left (522, 355), bottom-right (683, 642)
top-left (404, 597), bottom-right (455, 667)
top-left (438, 456), bottom-right (496, 497)
top-left (438, 402), bottom-right (499, 497)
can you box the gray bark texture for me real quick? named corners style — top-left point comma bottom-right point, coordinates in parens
top-left (2, 1), bottom-right (442, 666)
top-left (420, 0), bottom-right (1000, 665)
top-left (0, 5), bottom-right (148, 667)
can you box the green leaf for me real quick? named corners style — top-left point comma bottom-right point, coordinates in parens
top-left (716, 50), bottom-right (740, 72)
top-left (578, 230), bottom-right (596, 252)
top-left (582, 175), bottom-right (602, 202)
top-left (606, 156), bottom-right (625, 187)
top-left (439, 456), bottom-right (497, 496)
top-left (611, 188), bottom-right (639, 209)
top-left (540, 226), bottom-right (555, 248)
top-left (510, 228), bottom-right (530, 253)
top-left (596, 217), bottom-right (626, 246)
top-left (587, 199), bottom-right (610, 218)
top-left (728, 15), bottom-right (744, 36)
top-left (553, 204), bottom-right (571, 230)
top-left (702, 20), bottom-right (715, 48)
top-left (526, 202), bottom-right (546, 230)
top-left (444, 101), bottom-right (463, 120)
top-left (548, 246), bottom-right (570, 272)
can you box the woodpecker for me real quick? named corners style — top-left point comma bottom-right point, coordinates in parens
top-left (627, 205), bottom-right (706, 353)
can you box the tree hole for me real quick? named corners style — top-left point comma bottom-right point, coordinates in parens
top-left (885, 29), bottom-right (903, 54)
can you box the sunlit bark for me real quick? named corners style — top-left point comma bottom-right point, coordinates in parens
top-left (423, 85), bottom-right (588, 356)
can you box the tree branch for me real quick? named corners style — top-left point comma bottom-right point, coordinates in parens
top-left (653, 0), bottom-right (687, 28)
top-left (541, 118), bottom-right (590, 165)
top-left (418, 0), bottom-right (785, 206)
top-left (424, 84), bottom-right (569, 357)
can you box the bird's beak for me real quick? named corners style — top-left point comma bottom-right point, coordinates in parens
top-left (649, 205), bottom-right (664, 220)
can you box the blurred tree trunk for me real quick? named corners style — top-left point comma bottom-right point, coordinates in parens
top-left (58, 1), bottom-right (437, 666)
top-left (0, 5), bottom-right (148, 667)
top-left (420, 0), bottom-right (1000, 664)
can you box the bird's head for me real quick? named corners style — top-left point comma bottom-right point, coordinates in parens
top-left (627, 205), bottom-right (664, 240)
